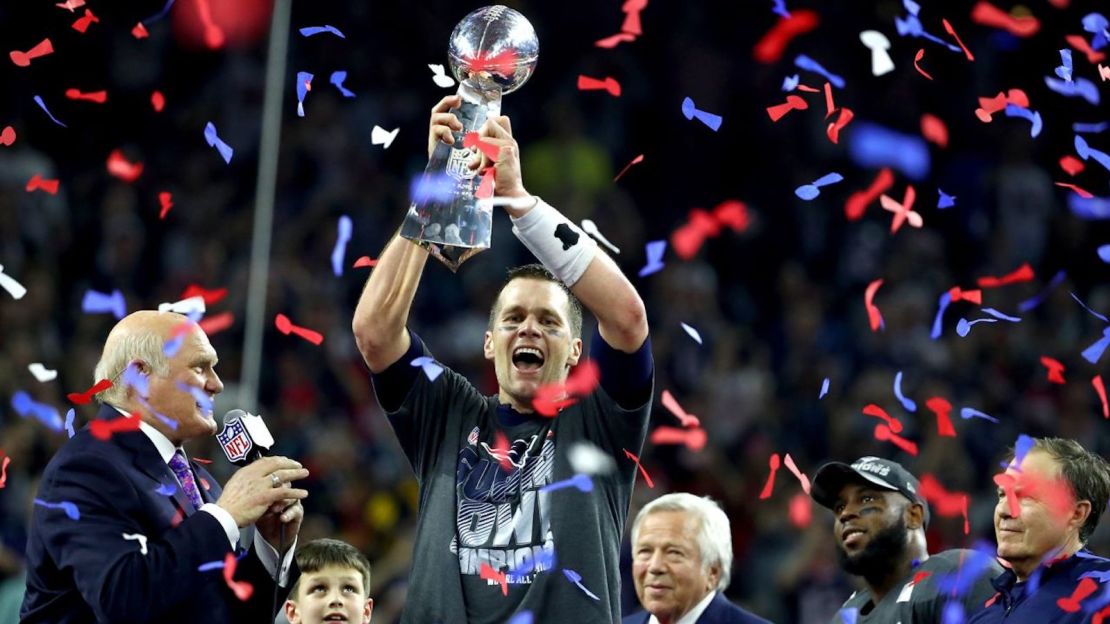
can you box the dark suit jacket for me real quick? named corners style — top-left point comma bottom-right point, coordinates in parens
top-left (20, 405), bottom-right (297, 623)
top-left (622, 592), bottom-right (773, 624)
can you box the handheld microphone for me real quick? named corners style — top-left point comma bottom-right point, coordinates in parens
top-left (217, 409), bottom-right (275, 466)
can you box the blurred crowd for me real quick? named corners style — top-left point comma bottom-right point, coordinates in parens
top-left (1, 0), bottom-right (1108, 622)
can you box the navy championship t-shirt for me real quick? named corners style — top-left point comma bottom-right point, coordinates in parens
top-left (372, 328), bottom-right (653, 624)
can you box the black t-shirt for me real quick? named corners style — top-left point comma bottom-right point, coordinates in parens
top-left (372, 328), bottom-right (653, 623)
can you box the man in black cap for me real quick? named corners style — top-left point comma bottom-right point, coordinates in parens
top-left (811, 456), bottom-right (1002, 623)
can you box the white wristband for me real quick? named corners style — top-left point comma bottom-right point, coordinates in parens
top-left (510, 197), bottom-right (597, 286)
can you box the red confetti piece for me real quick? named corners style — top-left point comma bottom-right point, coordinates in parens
top-left (913, 49), bottom-right (934, 80)
top-left (192, 457), bottom-right (213, 464)
top-left (827, 107), bottom-right (854, 144)
top-left (68, 379), bottom-right (113, 405)
top-left (10, 39), bottom-right (54, 67)
top-left (621, 0), bottom-right (647, 36)
top-left (464, 49), bottom-right (517, 76)
top-left (1059, 155), bottom-right (1085, 176)
top-left (1094, 603), bottom-right (1110, 623)
top-left (352, 256), bottom-right (378, 268)
top-left (158, 192), bottom-right (173, 219)
top-left (178, 284), bottom-right (227, 307)
top-left (713, 200), bottom-right (750, 231)
top-left (462, 132), bottom-right (501, 161)
top-left (759, 453), bottom-right (781, 500)
top-left (795, 84), bottom-right (821, 93)
top-left (613, 154), bottom-right (644, 182)
top-left (766, 95), bottom-right (808, 122)
top-left (948, 286), bottom-right (982, 304)
top-left (595, 32), bottom-right (637, 48)
top-left (26, 174), bottom-right (60, 195)
top-left (151, 90), bottom-right (165, 112)
top-left (919, 473), bottom-right (970, 533)
top-left (911, 571), bottom-right (932, 586)
top-left (788, 492), bottom-right (812, 528)
top-left (874, 423), bottom-right (918, 455)
top-left (845, 168), bottom-right (894, 221)
top-left (925, 397), bottom-right (957, 437)
top-left (1093, 375), bottom-right (1109, 418)
top-left (170, 507), bottom-right (184, 527)
top-left (199, 477), bottom-right (210, 491)
top-left (195, 0), bottom-right (226, 49)
top-left (131, 22), bottom-right (149, 39)
top-left (1065, 34), bottom-right (1106, 64)
top-left (274, 313), bottom-right (324, 345)
top-left (475, 167), bottom-right (496, 200)
top-left (970, 1), bottom-right (1040, 37)
top-left (222, 552), bottom-right (254, 601)
top-left (976, 263), bottom-right (1034, 288)
top-left (649, 425), bottom-right (707, 451)
top-left (823, 82), bottom-right (836, 118)
top-left (862, 404), bottom-right (903, 433)
top-left (71, 8), bottom-right (99, 33)
top-left (1055, 182), bottom-right (1094, 199)
top-left (479, 563), bottom-right (508, 596)
top-left (1058, 578), bottom-right (1099, 613)
top-left (921, 114), bottom-right (948, 148)
top-left (975, 89), bottom-right (1029, 122)
top-left (942, 18), bottom-right (975, 61)
top-left (753, 9), bottom-right (819, 64)
top-left (669, 202), bottom-right (747, 260)
top-left (533, 360), bottom-right (600, 416)
top-left (623, 449), bottom-right (655, 488)
top-left (660, 390), bottom-right (700, 427)
top-left (65, 88), bottom-right (107, 103)
top-left (1040, 356), bottom-right (1066, 384)
top-left (56, 0), bottom-right (86, 11)
top-left (90, 414), bottom-right (143, 440)
top-left (0, 126), bottom-right (15, 147)
top-left (198, 311), bottom-right (234, 336)
top-left (0, 454), bottom-right (9, 489)
top-left (880, 184), bottom-right (922, 233)
top-left (492, 431), bottom-right (512, 472)
top-left (576, 75), bottom-right (621, 97)
top-left (107, 150), bottom-right (144, 183)
top-left (782, 453), bottom-right (811, 494)
top-left (864, 278), bottom-right (884, 331)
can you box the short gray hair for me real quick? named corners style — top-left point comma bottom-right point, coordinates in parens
top-left (631, 493), bottom-right (733, 591)
top-left (93, 331), bottom-right (168, 406)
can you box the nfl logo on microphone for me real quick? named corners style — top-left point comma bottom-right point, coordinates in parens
top-left (218, 419), bottom-right (252, 463)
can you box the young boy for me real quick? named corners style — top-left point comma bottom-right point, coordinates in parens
top-left (284, 538), bottom-right (373, 624)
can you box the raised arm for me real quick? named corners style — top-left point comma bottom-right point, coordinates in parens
top-left (353, 96), bottom-right (465, 372)
top-left (477, 115), bottom-right (648, 353)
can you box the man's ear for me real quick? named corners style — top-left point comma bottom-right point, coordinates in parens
top-left (705, 563), bottom-right (721, 594)
top-left (284, 600), bottom-right (300, 624)
top-left (363, 598), bottom-right (374, 623)
top-left (1068, 500), bottom-right (1092, 536)
top-left (483, 331), bottom-right (494, 361)
top-left (567, 337), bottom-right (583, 367)
top-left (905, 502), bottom-right (925, 531)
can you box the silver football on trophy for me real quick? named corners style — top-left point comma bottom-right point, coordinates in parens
top-left (447, 5), bottom-right (539, 95)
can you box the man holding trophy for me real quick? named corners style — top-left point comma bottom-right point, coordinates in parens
top-left (352, 7), bottom-right (653, 622)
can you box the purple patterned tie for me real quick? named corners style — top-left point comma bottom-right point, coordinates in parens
top-left (168, 451), bottom-right (203, 510)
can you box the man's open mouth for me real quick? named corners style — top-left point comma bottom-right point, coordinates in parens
top-left (512, 346), bottom-right (545, 372)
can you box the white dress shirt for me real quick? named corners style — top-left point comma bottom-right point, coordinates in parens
top-left (114, 407), bottom-right (296, 584)
top-left (648, 590), bottom-right (717, 624)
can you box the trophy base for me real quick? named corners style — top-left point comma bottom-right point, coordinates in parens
top-left (425, 241), bottom-right (485, 272)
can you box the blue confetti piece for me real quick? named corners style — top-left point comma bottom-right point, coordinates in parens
top-left (1003, 104), bottom-right (1042, 138)
top-left (937, 189), bottom-right (956, 209)
top-left (795, 54), bottom-right (845, 89)
top-left (155, 482), bottom-right (177, 496)
top-left (638, 240), bottom-right (667, 277)
top-left (848, 122), bottom-right (930, 180)
top-left (1074, 122), bottom-right (1109, 134)
top-left (203, 122), bottom-right (233, 164)
top-left (82, 289), bottom-right (126, 319)
top-left (942, 601), bottom-right (966, 624)
top-left (329, 71), bottom-right (356, 98)
top-left (956, 317), bottom-right (994, 337)
top-left (331, 215), bottom-right (352, 277)
top-left (1082, 13), bottom-right (1109, 49)
top-left (1081, 326), bottom-right (1110, 364)
top-left (1068, 194), bottom-right (1110, 220)
top-left (781, 74), bottom-right (800, 91)
top-left (175, 382), bottom-right (212, 416)
top-left (1004, 434), bottom-right (1036, 470)
top-left (981, 308), bottom-right (1021, 322)
top-left (509, 548), bottom-right (555, 577)
top-left (771, 0), bottom-right (791, 18)
top-left (1080, 569), bottom-right (1110, 583)
top-left (299, 25), bottom-right (346, 38)
top-left (680, 322), bottom-right (703, 345)
top-left (540, 474), bottom-right (593, 494)
top-left (1075, 135), bottom-right (1110, 173)
top-left (819, 377), bottom-right (830, 399)
top-left (931, 291), bottom-right (953, 339)
top-left (33, 95), bottom-right (67, 128)
top-left (12, 391), bottom-right (63, 432)
top-left (839, 607), bottom-right (859, 624)
top-left (410, 356), bottom-right (444, 382)
top-left (507, 613), bottom-right (534, 624)
top-left (163, 334), bottom-right (184, 358)
top-left (197, 559), bottom-right (226, 572)
top-left (121, 362), bottom-right (149, 397)
top-left (64, 408), bottom-right (76, 438)
top-left (1018, 270), bottom-right (1065, 312)
top-left (562, 568), bottom-right (600, 601)
top-left (34, 498), bottom-right (80, 520)
top-left (960, 407), bottom-right (999, 423)
top-left (893, 371), bottom-right (917, 412)
top-left (295, 71), bottom-right (313, 118)
top-left (894, 6), bottom-right (962, 53)
top-left (411, 172), bottom-right (457, 204)
top-left (1054, 49), bottom-right (1073, 82)
top-left (681, 97), bottom-right (722, 131)
top-left (795, 172), bottom-right (843, 200)
top-left (1070, 291), bottom-right (1110, 323)
top-left (1044, 76), bottom-right (1100, 106)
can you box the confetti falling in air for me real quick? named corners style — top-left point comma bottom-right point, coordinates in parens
top-left (893, 371), bottom-right (917, 412)
top-left (839, 607), bottom-right (859, 624)
top-left (660, 390), bottom-right (700, 428)
top-left (562, 568), bottom-right (600, 601)
top-left (623, 449), bottom-right (655, 488)
top-left (1093, 375), bottom-right (1109, 418)
top-left (107, 150), bottom-right (143, 183)
top-left (222, 553), bottom-right (254, 601)
top-left (274, 313), bottom-right (324, 345)
top-left (925, 397), bottom-right (957, 437)
top-left (0, 454), bottom-right (9, 489)
top-left (759, 453), bottom-right (781, 499)
top-left (681, 97), bottom-right (723, 131)
top-left (920, 114), bottom-right (948, 148)
top-left (63, 409), bottom-right (75, 438)
top-left (782, 453), bottom-right (811, 494)
top-left (1040, 356), bottom-right (1066, 384)
top-left (72, 9), bottom-right (99, 33)
top-left (860, 30), bottom-right (894, 76)
top-left (203, 122), bottom-right (233, 164)
top-left (329, 71), bottom-right (355, 97)
top-left (638, 240), bottom-right (666, 277)
top-left (371, 125), bottom-right (399, 149)
top-left (428, 64), bottom-right (455, 88)
top-left (67, 379), bottom-right (112, 405)
top-left (352, 256), bottom-right (377, 269)
top-left (507, 613), bottom-right (534, 624)
top-left (154, 482), bottom-right (177, 496)
top-left (767, 95), bottom-right (808, 122)
top-left (295, 71), bottom-right (313, 117)
top-left (754, 9), bottom-right (819, 63)
top-left (819, 377), bottom-right (830, 398)
top-left (1004, 104), bottom-right (1043, 138)
top-left (82, 289), bottom-right (127, 319)
top-left (874, 423), bottom-right (918, 455)
top-left (849, 123), bottom-right (930, 180)
top-left (533, 360), bottom-right (601, 416)
top-left (970, 1), bottom-right (1039, 37)
top-left (12, 391), bottom-right (63, 432)
top-left (331, 215), bottom-right (352, 277)
top-left (90, 414), bottom-right (143, 440)
top-left (0, 265), bottom-right (28, 300)
top-left (845, 168), bottom-right (894, 220)
top-left (34, 498), bottom-right (80, 520)
top-left (299, 25), bottom-right (345, 38)
top-left (577, 75), bottom-right (621, 97)
top-left (960, 407), bottom-right (999, 423)
top-left (410, 356), bottom-right (444, 382)
top-left (941, 18), bottom-right (974, 62)
top-left (913, 48), bottom-right (934, 79)
top-left (0, 126), bottom-right (15, 147)
top-left (795, 172), bottom-right (844, 200)
top-left (937, 188), bottom-right (956, 209)
top-left (28, 363), bottom-right (57, 382)
top-left (581, 219), bottom-right (620, 254)
top-left (679, 322), bottom-right (702, 344)
top-left (864, 278), bottom-right (885, 331)
top-left (33, 95), bottom-right (67, 127)
top-left (567, 442), bottom-right (616, 475)
top-left (540, 473), bottom-right (593, 494)
top-left (10, 39), bottom-right (54, 67)
top-left (122, 533), bottom-right (148, 555)
top-left (65, 88), bottom-right (107, 103)
top-left (613, 153), bottom-right (644, 182)
top-left (795, 54), bottom-right (845, 88)
top-left (650, 425), bottom-right (708, 451)
top-left (25, 174), bottom-right (60, 195)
